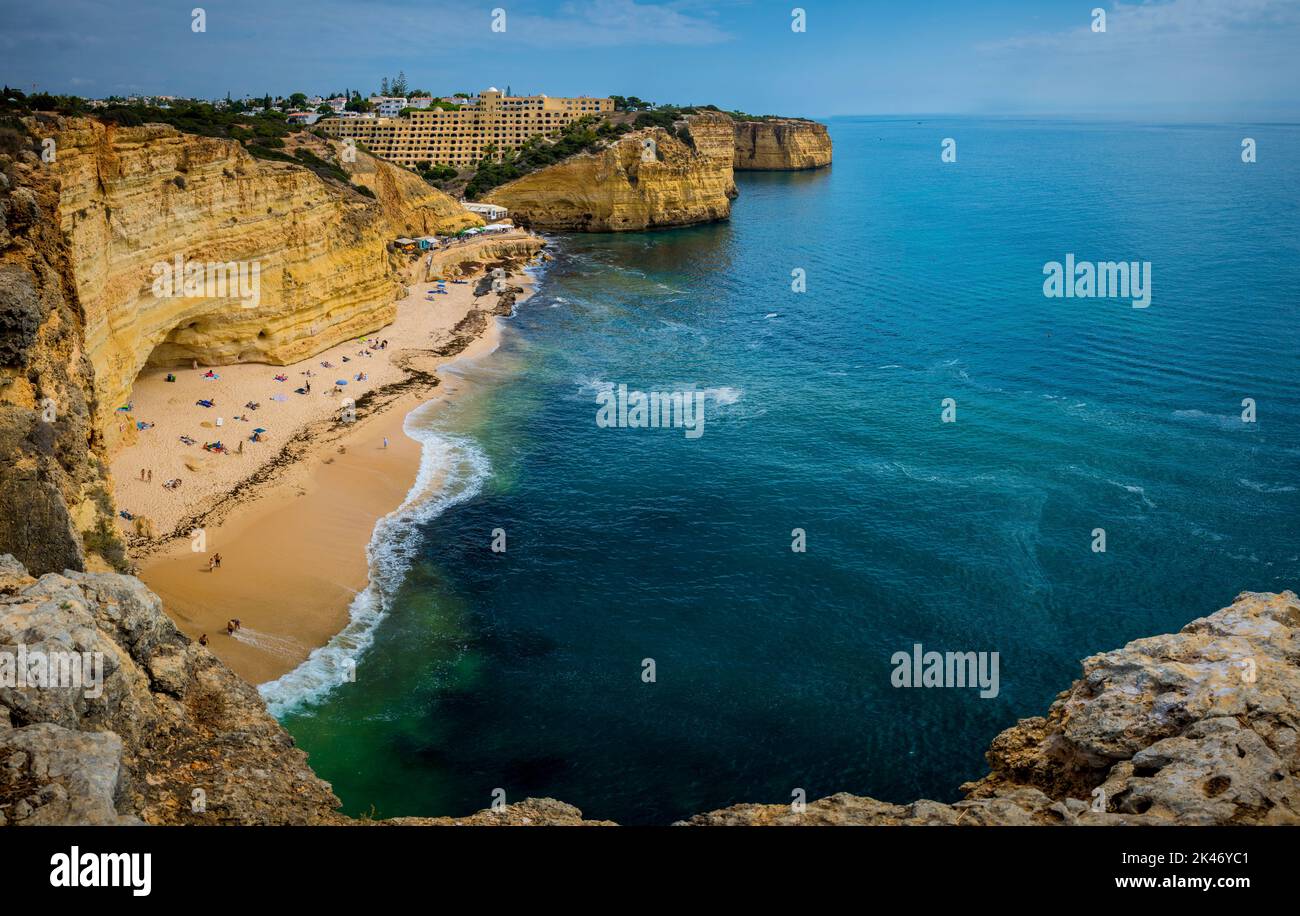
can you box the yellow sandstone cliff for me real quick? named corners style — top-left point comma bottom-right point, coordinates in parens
top-left (333, 140), bottom-right (482, 238)
top-left (683, 111), bottom-right (739, 199)
top-left (732, 119), bottom-right (832, 171)
top-left (33, 118), bottom-right (475, 453)
top-left (483, 126), bottom-right (733, 232)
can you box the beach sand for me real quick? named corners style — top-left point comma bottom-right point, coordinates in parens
top-left (118, 257), bottom-right (533, 685)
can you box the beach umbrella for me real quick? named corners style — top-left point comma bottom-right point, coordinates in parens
top-left (336, 379), bottom-right (348, 386)
top-left (253, 428), bottom-right (266, 434)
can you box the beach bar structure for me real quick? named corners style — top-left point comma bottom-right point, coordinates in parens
top-left (463, 202), bottom-right (508, 221)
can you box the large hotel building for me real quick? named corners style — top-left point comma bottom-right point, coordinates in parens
top-left (318, 88), bottom-right (614, 168)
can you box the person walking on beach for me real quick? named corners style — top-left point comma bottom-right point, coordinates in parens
top-left (140, 468), bottom-right (146, 481)
top-left (213, 553), bottom-right (222, 570)
top-left (383, 437), bottom-right (389, 449)
top-left (226, 620), bottom-right (235, 636)
top-left (147, 469), bottom-right (152, 483)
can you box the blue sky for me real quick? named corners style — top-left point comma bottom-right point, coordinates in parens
top-left (2, 0), bottom-right (1297, 119)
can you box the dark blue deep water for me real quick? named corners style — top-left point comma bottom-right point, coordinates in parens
top-left (270, 117), bottom-right (1300, 824)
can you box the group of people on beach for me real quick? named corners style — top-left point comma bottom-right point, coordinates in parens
top-left (206, 553), bottom-right (223, 572)
top-left (197, 616), bottom-right (241, 646)
top-left (123, 321), bottom-right (405, 542)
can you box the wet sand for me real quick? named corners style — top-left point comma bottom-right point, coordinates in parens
top-left (126, 265), bottom-right (530, 685)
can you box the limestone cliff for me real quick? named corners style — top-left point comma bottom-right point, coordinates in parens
top-left (483, 127), bottom-right (733, 232)
top-left (30, 117), bottom-right (474, 455)
top-left (732, 118), bottom-right (832, 171)
top-left (682, 111), bottom-right (739, 199)
top-left (3, 553), bottom-right (1295, 826)
top-left (330, 141), bottom-right (482, 238)
top-left (0, 124), bottom-right (119, 577)
top-left (683, 590), bottom-right (1300, 825)
top-left (0, 555), bottom-right (340, 824)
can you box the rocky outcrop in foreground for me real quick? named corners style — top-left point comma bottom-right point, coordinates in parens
top-left (685, 590), bottom-right (1300, 825)
top-left (2, 554), bottom-right (1295, 826)
top-left (0, 555), bottom-right (339, 824)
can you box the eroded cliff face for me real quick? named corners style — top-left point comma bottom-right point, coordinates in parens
top-left (30, 117), bottom-right (473, 454)
top-left (483, 127), bottom-right (733, 232)
top-left (0, 555), bottom-right (340, 824)
top-left (332, 140), bottom-right (482, 238)
top-left (0, 126), bottom-right (118, 577)
top-left (683, 111), bottom-right (739, 199)
top-left (683, 590), bottom-right (1300, 825)
top-left (3, 552), bottom-right (1295, 826)
top-left (732, 119), bottom-right (832, 171)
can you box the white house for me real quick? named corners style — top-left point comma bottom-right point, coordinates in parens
top-left (462, 202), bottom-right (508, 221)
top-left (369, 96), bottom-right (409, 118)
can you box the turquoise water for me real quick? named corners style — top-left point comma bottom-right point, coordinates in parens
top-left (271, 117), bottom-right (1300, 824)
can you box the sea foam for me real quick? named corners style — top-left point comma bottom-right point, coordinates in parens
top-left (259, 406), bottom-right (490, 717)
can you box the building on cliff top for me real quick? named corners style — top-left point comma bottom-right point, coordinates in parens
top-left (319, 88), bottom-right (614, 168)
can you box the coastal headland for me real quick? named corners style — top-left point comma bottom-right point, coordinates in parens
top-left (9, 100), bottom-right (1289, 831)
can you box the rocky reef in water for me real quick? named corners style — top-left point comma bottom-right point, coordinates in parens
top-left (3, 551), bottom-right (1295, 826)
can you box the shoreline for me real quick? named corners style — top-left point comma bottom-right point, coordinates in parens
top-left (126, 248), bottom-right (540, 686)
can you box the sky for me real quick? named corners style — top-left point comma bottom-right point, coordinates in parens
top-left (1, 0), bottom-right (1297, 120)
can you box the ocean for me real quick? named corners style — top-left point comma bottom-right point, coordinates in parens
top-left (264, 116), bottom-right (1300, 825)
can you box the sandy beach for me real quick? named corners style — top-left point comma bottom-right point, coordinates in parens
top-left (115, 245), bottom-right (537, 685)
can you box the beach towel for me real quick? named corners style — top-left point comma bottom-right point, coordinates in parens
top-left (270, 393), bottom-right (288, 402)
top-left (196, 399), bottom-right (214, 408)
top-left (274, 374), bottom-right (288, 382)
